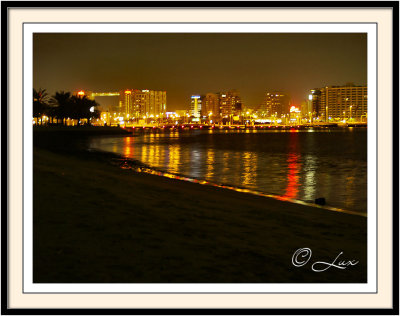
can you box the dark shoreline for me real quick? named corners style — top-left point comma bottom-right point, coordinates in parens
top-left (33, 127), bottom-right (368, 283)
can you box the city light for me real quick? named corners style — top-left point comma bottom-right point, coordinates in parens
top-left (46, 84), bottom-right (367, 128)
top-left (290, 106), bottom-right (300, 113)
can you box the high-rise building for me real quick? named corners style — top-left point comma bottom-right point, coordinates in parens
top-left (260, 92), bottom-right (290, 118)
top-left (219, 90), bottom-right (242, 118)
top-left (119, 90), bottom-right (133, 119)
top-left (131, 89), bottom-right (167, 119)
top-left (190, 95), bottom-right (202, 118)
top-left (309, 89), bottom-right (322, 119)
top-left (74, 89), bottom-right (166, 121)
top-left (310, 85), bottom-right (367, 121)
top-left (201, 93), bottom-right (220, 119)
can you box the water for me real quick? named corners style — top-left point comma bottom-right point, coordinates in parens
top-left (88, 128), bottom-right (367, 213)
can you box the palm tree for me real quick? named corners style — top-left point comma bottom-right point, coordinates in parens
top-left (69, 95), bottom-right (100, 126)
top-left (33, 88), bottom-right (49, 125)
top-left (50, 91), bottom-right (72, 125)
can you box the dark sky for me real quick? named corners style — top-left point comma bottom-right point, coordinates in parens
top-left (33, 33), bottom-right (367, 110)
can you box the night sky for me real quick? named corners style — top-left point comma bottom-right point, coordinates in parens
top-left (33, 33), bottom-right (367, 110)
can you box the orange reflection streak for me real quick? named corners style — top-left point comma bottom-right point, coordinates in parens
top-left (123, 137), bottom-right (134, 158)
top-left (283, 132), bottom-right (300, 199)
top-left (284, 153), bottom-right (300, 199)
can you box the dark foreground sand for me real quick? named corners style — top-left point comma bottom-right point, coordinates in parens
top-left (33, 134), bottom-right (367, 283)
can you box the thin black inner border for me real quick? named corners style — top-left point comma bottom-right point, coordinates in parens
top-left (22, 22), bottom-right (377, 295)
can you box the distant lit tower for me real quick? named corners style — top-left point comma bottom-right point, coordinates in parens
top-left (130, 89), bottom-right (167, 120)
top-left (309, 89), bottom-right (322, 120)
top-left (261, 92), bottom-right (290, 118)
top-left (219, 90), bottom-right (241, 118)
top-left (149, 90), bottom-right (167, 119)
top-left (74, 90), bottom-right (95, 100)
top-left (190, 95), bottom-right (202, 118)
top-left (76, 90), bottom-right (85, 98)
top-left (310, 84), bottom-right (367, 122)
top-left (202, 93), bottom-right (220, 121)
top-left (121, 90), bottom-right (132, 119)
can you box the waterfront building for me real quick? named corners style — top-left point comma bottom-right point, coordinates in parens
top-left (74, 89), bottom-right (166, 121)
top-left (190, 95), bottom-right (202, 118)
top-left (219, 90), bottom-right (242, 118)
top-left (260, 92), bottom-right (290, 118)
top-left (132, 89), bottom-right (167, 120)
top-left (201, 93), bottom-right (220, 120)
top-left (119, 90), bottom-right (133, 119)
top-left (309, 89), bottom-right (322, 120)
top-left (310, 84), bottom-right (367, 121)
top-left (175, 110), bottom-right (189, 117)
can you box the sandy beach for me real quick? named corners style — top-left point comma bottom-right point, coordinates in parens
top-left (33, 129), bottom-right (367, 283)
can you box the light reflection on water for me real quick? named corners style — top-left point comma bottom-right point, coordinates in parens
top-left (89, 128), bottom-right (367, 213)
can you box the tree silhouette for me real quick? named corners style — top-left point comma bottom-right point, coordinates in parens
top-left (50, 91), bottom-right (72, 125)
top-left (33, 88), bottom-right (49, 125)
top-left (37, 90), bottom-right (100, 126)
top-left (69, 95), bottom-right (100, 126)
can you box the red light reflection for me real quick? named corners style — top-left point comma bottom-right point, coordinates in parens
top-left (283, 132), bottom-right (300, 199)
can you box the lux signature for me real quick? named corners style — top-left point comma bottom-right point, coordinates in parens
top-left (292, 248), bottom-right (359, 272)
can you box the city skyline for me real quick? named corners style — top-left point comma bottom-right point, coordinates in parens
top-left (33, 33), bottom-right (367, 110)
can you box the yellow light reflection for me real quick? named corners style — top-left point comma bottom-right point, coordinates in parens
top-left (123, 137), bottom-right (134, 158)
top-left (220, 152), bottom-right (230, 183)
top-left (168, 144), bottom-right (180, 174)
top-left (303, 155), bottom-right (317, 201)
top-left (345, 169), bottom-right (356, 209)
top-left (241, 151), bottom-right (258, 187)
top-left (206, 148), bottom-right (215, 179)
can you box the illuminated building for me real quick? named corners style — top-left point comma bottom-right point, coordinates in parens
top-left (309, 89), bottom-right (322, 119)
top-left (260, 92), bottom-right (290, 118)
top-left (219, 90), bottom-right (242, 118)
top-left (311, 84), bottom-right (367, 121)
top-left (300, 99), bottom-right (312, 119)
top-left (132, 89), bottom-right (148, 119)
top-left (74, 90), bottom-right (120, 100)
top-left (119, 90), bottom-right (133, 119)
top-left (77, 90), bottom-right (86, 97)
top-left (289, 105), bottom-right (301, 124)
top-left (190, 95), bottom-right (202, 118)
top-left (74, 89), bottom-right (166, 121)
top-left (201, 93), bottom-right (220, 119)
top-left (132, 89), bottom-right (167, 119)
top-left (175, 110), bottom-right (188, 116)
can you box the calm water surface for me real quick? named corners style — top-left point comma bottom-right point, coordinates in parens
top-left (89, 128), bottom-right (367, 213)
